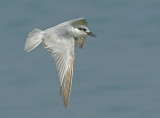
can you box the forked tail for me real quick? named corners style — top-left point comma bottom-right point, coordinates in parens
top-left (24, 28), bottom-right (43, 52)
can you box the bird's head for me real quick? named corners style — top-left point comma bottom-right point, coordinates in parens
top-left (67, 25), bottom-right (96, 38)
top-left (76, 26), bottom-right (97, 38)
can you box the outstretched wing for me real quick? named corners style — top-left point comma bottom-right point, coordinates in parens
top-left (53, 50), bottom-right (74, 108)
top-left (43, 33), bottom-right (75, 108)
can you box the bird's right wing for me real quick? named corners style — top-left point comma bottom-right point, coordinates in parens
top-left (52, 48), bottom-right (74, 108)
top-left (43, 33), bottom-right (75, 108)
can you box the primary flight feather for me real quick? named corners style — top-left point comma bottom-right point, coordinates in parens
top-left (24, 18), bottom-right (96, 108)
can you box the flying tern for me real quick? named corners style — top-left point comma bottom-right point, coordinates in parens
top-left (24, 18), bottom-right (96, 108)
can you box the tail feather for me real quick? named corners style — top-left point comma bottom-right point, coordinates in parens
top-left (24, 28), bottom-right (43, 52)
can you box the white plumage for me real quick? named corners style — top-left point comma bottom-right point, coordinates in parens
top-left (24, 18), bottom-right (96, 108)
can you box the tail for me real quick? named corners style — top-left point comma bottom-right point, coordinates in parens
top-left (24, 28), bottom-right (43, 52)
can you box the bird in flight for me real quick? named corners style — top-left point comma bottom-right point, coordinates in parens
top-left (24, 18), bottom-right (96, 108)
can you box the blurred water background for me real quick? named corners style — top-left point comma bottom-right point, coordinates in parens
top-left (0, 0), bottom-right (160, 118)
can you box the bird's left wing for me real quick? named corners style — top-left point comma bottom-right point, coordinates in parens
top-left (63, 18), bottom-right (88, 27)
top-left (74, 36), bottom-right (87, 48)
top-left (43, 33), bottom-right (75, 108)
top-left (71, 18), bottom-right (88, 27)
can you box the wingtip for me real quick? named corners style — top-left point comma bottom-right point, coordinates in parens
top-left (24, 48), bottom-right (31, 53)
top-left (60, 87), bottom-right (62, 96)
top-left (79, 17), bottom-right (86, 21)
top-left (64, 102), bottom-right (68, 109)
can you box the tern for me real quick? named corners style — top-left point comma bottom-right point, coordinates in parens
top-left (24, 18), bottom-right (96, 108)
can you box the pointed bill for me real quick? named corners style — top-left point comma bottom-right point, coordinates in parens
top-left (87, 32), bottom-right (97, 38)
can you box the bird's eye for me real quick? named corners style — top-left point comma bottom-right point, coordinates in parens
top-left (78, 27), bottom-right (86, 32)
top-left (83, 29), bottom-right (86, 31)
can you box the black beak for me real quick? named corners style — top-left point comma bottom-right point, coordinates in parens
top-left (87, 32), bottom-right (97, 38)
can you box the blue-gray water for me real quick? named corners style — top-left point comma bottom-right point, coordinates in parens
top-left (0, 0), bottom-right (160, 118)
